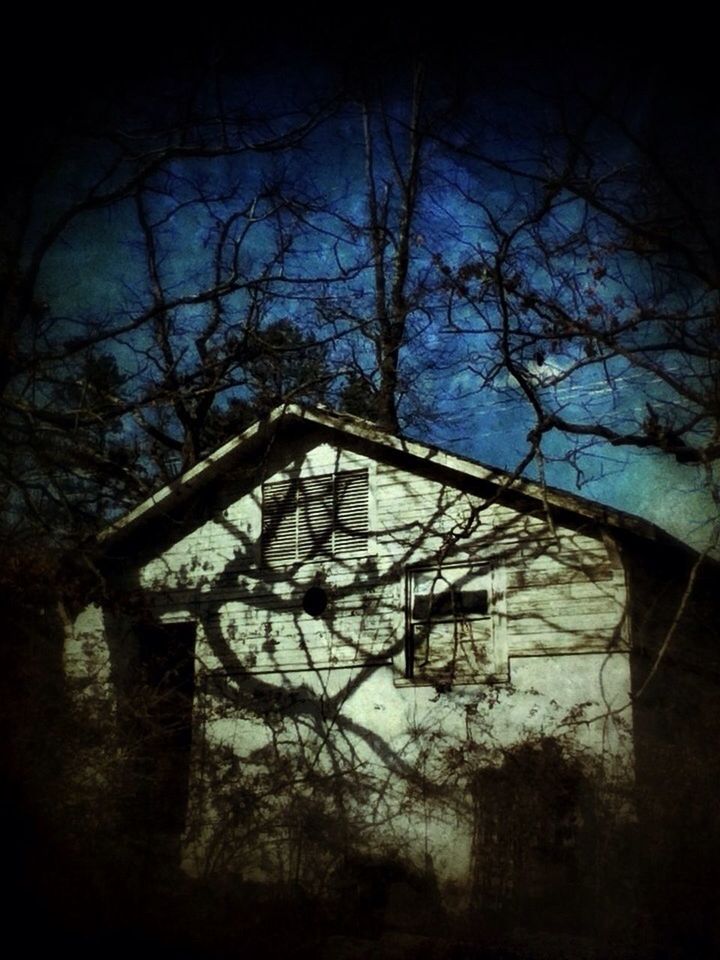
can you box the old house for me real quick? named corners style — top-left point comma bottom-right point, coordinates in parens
top-left (66, 404), bottom-right (719, 933)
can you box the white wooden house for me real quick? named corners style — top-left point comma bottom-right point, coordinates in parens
top-left (66, 404), bottom-right (718, 924)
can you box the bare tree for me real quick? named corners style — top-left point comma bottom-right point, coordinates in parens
top-left (437, 69), bottom-right (720, 477)
top-left (6, 34), bottom-right (719, 957)
top-left (316, 65), bottom-right (461, 436)
top-left (0, 58), bottom-right (344, 548)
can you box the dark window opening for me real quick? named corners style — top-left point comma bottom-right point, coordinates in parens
top-left (412, 589), bottom-right (488, 622)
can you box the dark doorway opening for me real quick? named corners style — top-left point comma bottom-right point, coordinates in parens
top-left (470, 739), bottom-right (593, 929)
top-left (128, 620), bottom-right (197, 843)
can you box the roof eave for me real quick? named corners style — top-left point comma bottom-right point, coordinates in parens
top-left (97, 402), bottom-right (668, 548)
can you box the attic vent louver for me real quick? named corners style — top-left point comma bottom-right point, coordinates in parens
top-left (263, 469), bottom-right (368, 565)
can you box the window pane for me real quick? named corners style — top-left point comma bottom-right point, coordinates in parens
top-left (412, 588), bottom-right (488, 621)
top-left (456, 589), bottom-right (489, 616)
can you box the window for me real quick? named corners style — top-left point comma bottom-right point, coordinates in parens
top-left (263, 468), bottom-right (369, 565)
top-left (405, 563), bottom-right (507, 684)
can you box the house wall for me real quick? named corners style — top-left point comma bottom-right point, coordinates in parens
top-left (65, 603), bottom-right (109, 689)
top-left (69, 429), bottom-right (635, 914)
top-left (621, 537), bottom-right (720, 943)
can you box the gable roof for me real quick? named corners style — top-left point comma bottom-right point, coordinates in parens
top-left (98, 403), bottom-right (673, 547)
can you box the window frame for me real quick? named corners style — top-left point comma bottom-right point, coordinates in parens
top-left (402, 561), bottom-right (508, 686)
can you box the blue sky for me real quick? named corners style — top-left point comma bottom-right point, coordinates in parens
top-left (22, 27), bottom-right (720, 553)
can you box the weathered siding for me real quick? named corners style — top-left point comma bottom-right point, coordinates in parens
top-left (133, 436), bottom-right (628, 678)
top-left (69, 427), bottom-right (636, 910)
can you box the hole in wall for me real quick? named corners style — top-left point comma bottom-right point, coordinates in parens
top-left (303, 586), bottom-right (328, 617)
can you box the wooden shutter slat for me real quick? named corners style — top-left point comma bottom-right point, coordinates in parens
top-left (263, 468), bottom-right (368, 564)
top-left (298, 476), bottom-right (333, 556)
top-left (263, 479), bottom-right (298, 563)
top-left (335, 470), bottom-right (368, 558)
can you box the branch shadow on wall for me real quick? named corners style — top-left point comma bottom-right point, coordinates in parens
top-left (62, 426), bottom-right (719, 956)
